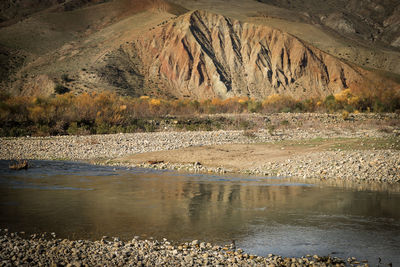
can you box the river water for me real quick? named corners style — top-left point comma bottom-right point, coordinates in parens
top-left (0, 160), bottom-right (399, 265)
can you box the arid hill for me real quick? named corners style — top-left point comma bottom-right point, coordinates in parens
top-left (133, 10), bottom-right (365, 99)
top-left (0, 0), bottom-right (398, 99)
top-left (256, 0), bottom-right (400, 49)
top-left (0, 0), bottom-right (112, 27)
top-left (0, 0), bottom-right (187, 96)
top-left (169, 0), bottom-right (400, 77)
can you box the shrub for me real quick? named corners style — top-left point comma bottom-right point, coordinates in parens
top-left (54, 84), bottom-right (70, 94)
top-left (281, 107), bottom-right (292, 113)
top-left (373, 100), bottom-right (384, 113)
top-left (61, 74), bottom-right (72, 82)
top-left (125, 124), bottom-right (140, 133)
top-left (53, 120), bottom-right (67, 135)
top-left (332, 89), bottom-right (361, 112)
top-left (28, 106), bottom-right (46, 123)
top-left (96, 123), bottom-right (111, 134)
top-left (247, 100), bottom-right (262, 113)
top-left (7, 127), bottom-right (29, 137)
top-left (67, 122), bottom-right (90, 135)
top-left (342, 110), bottom-right (350, 120)
top-left (35, 125), bottom-right (51, 136)
top-left (1, 90), bottom-right (399, 137)
top-left (262, 94), bottom-right (297, 112)
top-left (144, 123), bottom-right (155, 132)
top-left (301, 99), bottom-right (318, 112)
top-left (110, 125), bottom-right (125, 134)
top-left (0, 92), bottom-right (10, 101)
top-left (324, 95), bottom-right (337, 112)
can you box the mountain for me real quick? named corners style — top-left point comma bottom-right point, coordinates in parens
top-left (134, 10), bottom-right (365, 99)
top-left (255, 0), bottom-right (400, 49)
top-left (0, 0), bottom-right (187, 96)
top-left (168, 0), bottom-right (400, 77)
top-left (0, 0), bottom-right (398, 99)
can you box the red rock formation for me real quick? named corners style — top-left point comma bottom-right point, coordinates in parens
top-left (135, 10), bottom-right (365, 99)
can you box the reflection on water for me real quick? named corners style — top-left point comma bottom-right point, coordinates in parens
top-left (0, 160), bottom-right (400, 265)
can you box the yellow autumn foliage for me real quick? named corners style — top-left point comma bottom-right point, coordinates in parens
top-left (150, 98), bottom-right (161, 106)
top-left (211, 98), bottom-right (223, 106)
top-left (28, 106), bottom-right (45, 123)
top-left (237, 97), bottom-right (249, 104)
top-left (334, 89), bottom-right (360, 106)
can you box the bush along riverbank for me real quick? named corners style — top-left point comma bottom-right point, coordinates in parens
top-left (0, 229), bottom-right (369, 267)
top-left (1, 90), bottom-right (399, 137)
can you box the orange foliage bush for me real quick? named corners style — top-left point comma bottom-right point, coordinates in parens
top-left (262, 94), bottom-right (297, 112)
top-left (1, 86), bottom-right (399, 137)
top-left (334, 89), bottom-right (360, 110)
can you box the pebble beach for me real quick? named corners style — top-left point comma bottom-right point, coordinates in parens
top-left (1, 229), bottom-right (368, 267)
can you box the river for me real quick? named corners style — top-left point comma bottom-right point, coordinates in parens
top-left (0, 160), bottom-right (399, 265)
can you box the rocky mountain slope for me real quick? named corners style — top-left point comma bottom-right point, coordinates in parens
top-left (0, 0), bottom-right (398, 99)
top-left (132, 10), bottom-right (365, 99)
top-left (169, 0), bottom-right (400, 77)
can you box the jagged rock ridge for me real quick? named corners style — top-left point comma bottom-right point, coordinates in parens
top-left (133, 10), bottom-right (365, 99)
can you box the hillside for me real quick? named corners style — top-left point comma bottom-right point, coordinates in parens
top-left (256, 0), bottom-right (400, 48)
top-left (0, 0), bottom-right (399, 99)
top-left (0, 0), bottom-right (187, 96)
top-left (134, 10), bottom-right (365, 99)
top-left (169, 0), bottom-right (400, 76)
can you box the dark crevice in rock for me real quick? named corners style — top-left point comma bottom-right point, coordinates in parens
top-left (181, 38), bottom-right (194, 81)
top-left (340, 68), bottom-right (348, 88)
top-left (189, 12), bottom-right (232, 91)
top-left (197, 61), bottom-right (205, 86)
top-left (225, 17), bottom-right (243, 64)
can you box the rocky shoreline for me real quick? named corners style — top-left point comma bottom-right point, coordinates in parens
top-left (124, 148), bottom-right (399, 184)
top-left (0, 229), bottom-right (368, 267)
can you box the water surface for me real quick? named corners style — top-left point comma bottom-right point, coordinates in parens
top-left (0, 160), bottom-right (399, 265)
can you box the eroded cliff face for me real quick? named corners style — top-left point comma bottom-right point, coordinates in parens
top-left (134, 10), bottom-right (365, 99)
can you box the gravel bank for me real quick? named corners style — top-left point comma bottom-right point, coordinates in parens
top-left (0, 128), bottom-right (394, 161)
top-left (1, 113), bottom-right (399, 183)
top-left (0, 230), bottom-right (367, 267)
top-left (113, 147), bottom-right (400, 184)
top-left (1, 131), bottom-right (257, 160)
top-left (254, 150), bottom-right (400, 183)
top-left (1, 112), bottom-right (397, 161)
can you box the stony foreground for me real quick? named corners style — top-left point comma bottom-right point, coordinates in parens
top-left (0, 230), bottom-right (367, 267)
